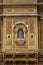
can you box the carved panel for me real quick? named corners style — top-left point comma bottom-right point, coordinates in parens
top-left (14, 8), bottom-right (26, 14)
top-left (6, 18), bottom-right (12, 34)
top-left (29, 39), bottom-right (35, 46)
top-left (4, 8), bottom-right (13, 14)
top-left (29, 17), bottom-right (38, 48)
top-left (3, 17), bottom-right (13, 50)
top-left (4, 7), bottom-right (37, 14)
top-left (29, 20), bottom-right (34, 33)
top-left (6, 40), bottom-right (12, 46)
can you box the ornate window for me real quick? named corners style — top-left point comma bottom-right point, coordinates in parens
top-left (13, 20), bottom-right (28, 45)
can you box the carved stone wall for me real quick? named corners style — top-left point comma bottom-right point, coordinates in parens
top-left (3, 16), bottom-right (38, 53)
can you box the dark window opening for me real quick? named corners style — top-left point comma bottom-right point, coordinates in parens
top-left (17, 29), bottom-right (24, 38)
top-left (4, 54), bottom-right (13, 58)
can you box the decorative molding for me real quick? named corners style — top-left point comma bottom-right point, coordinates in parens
top-left (3, 13), bottom-right (39, 16)
top-left (0, 3), bottom-right (43, 5)
top-left (13, 19), bottom-right (28, 31)
top-left (15, 38), bottom-right (26, 46)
